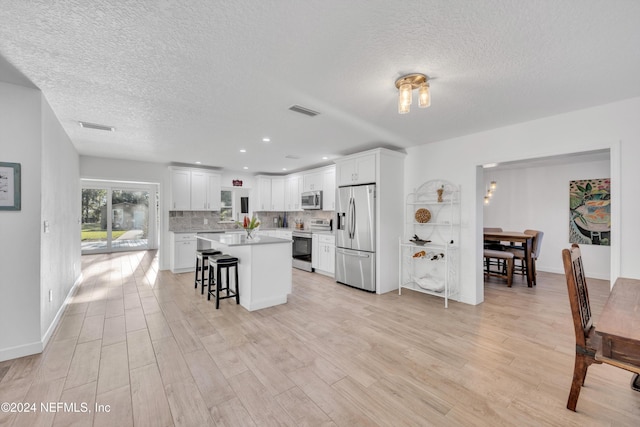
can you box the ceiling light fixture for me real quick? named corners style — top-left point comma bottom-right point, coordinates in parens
top-left (395, 73), bottom-right (430, 114)
top-left (240, 149), bottom-right (246, 153)
top-left (78, 121), bottom-right (115, 132)
top-left (195, 161), bottom-right (202, 164)
top-left (243, 166), bottom-right (248, 170)
top-left (262, 137), bottom-right (271, 143)
top-left (322, 156), bottom-right (328, 160)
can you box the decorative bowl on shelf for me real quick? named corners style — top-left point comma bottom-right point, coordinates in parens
top-left (415, 208), bottom-right (431, 223)
top-left (409, 238), bottom-right (431, 246)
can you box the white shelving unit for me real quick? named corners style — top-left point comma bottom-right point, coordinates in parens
top-left (399, 179), bottom-right (460, 307)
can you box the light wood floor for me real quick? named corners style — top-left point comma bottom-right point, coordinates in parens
top-left (1, 251), bottom-right (638, 426)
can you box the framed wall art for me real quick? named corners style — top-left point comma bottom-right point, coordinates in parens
top-left (0, 162), bottom-right (21, 211)
top-left (569, 178), bottom-right (610, 245)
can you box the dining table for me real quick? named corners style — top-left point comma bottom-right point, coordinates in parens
top-left (595, 277), bottom-right (640, 391)
top-left (483, 230), bottom-right (535, 287)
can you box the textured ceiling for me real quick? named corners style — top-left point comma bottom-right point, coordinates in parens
top-left (1, 0), bottom-right (640, 174)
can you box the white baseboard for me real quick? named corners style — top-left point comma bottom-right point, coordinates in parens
top-left (0, 340), bottom-right (43, 363)
top-left (0, 273), bottom-right (83, 363)
top-left (536, 266), bottom-right (609, 281)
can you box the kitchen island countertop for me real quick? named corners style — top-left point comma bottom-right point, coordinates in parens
top-left (197, 232), bottom-right (291, 246)
top-left (196, 232), bottom-right (292, 311)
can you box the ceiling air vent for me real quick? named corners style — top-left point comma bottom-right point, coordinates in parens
top-left (285, 155), bottom-right (301, 160)
top-left (78, 121), bottom-right (115, 132)
top-left (288, 105), bottom-right (320, 117)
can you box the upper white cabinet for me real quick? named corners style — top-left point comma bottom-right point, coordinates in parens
top-left (322, 166), bottom-right (336, 211)
top-left (255, 176), bottom-right (273, 211)
top-left (285, 175), bottom-right (302, 211)
top-left (191, 170), bottom-right (221, 211)
top-left (170, 167), bottom-right (221, 211)
top-left (303, 172), bottom-right (323, 192)
top-left (271, 178), bottom-right (285, 211)
top-left (170, 168), bottom-right (191, 210)
top-left (336, 153), bottom-right (376, 186)
top-left (254, 166), bottom-right (335, 212)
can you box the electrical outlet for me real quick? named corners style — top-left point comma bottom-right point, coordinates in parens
top-left (43, 220), bottom-right (50, 233)
top-left (204, 218), bottom-right (208, 225)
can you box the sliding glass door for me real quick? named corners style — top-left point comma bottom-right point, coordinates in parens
top-left (81, 181), bottom-right (158, 254)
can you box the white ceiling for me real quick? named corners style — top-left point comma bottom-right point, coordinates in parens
top-left (1, 1), bottom-right (640, 174)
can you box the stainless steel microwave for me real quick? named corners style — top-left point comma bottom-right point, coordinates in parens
top-left (301, 190), bottom-right (322, 210)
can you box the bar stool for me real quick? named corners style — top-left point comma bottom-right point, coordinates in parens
top-left (194, 249), bottom-right (222, 294)
top-left (207, 254), bottom-right (240, 309)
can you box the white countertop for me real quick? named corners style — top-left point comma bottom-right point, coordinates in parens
top-left (197, 232), bottom-right (291, 246)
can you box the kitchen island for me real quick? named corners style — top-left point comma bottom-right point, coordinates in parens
top-left (196, 232), bottom-right (292, 311)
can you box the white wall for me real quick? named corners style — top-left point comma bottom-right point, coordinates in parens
top-left (405, 96), bottom-right (640, 305)
top-left (0, 82), bottom-right (81, 361)
top-left (0, 82), bottom-right (43, 360)
top-left (483, 159), bottom-right (610, 279)
top-left (40, 96), bottom-right (81, 339)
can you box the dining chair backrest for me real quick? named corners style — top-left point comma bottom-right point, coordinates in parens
top-left (561, 243), bottom-right (593, 349)
top-left (483, 227), bottom-right (503, 232)
top-left (524, 229), bottom-right (544, 259)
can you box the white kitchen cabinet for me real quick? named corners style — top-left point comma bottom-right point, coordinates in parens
top-left (285, 175), bottom-right (302, 211)
top-left (271, 178), bottom-right (285, 211)
top-left (336, 153), bottom-right (376, 186)
top-left (191, 170), bottom-right (221, 211)
top-left (171, 232), bottom-right (197, 273)
top-left (322, 166), bottom-right (336, 211)
top-left (303, 172), bottom-right (323, 192)
top-left (170, 168), bottom-right (191, 210)
top-left (255, 176), bottom-right (272, 211)
top-left (315, 234), bottom-right (335, 276)
top-left (275, 230), bottom-right (292, 240)
top-left (170, 167), bottom-right (221, 211)
top-left (311, 234), bottom-right (319, 269)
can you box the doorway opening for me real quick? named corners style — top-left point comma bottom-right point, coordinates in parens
top-left (478, 147), bottom-right (620, 302)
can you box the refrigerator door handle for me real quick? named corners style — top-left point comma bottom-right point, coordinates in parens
top-left (348, 197), bottom-right (355, 239)
top-left (350, 197), bottom-right (356, 239)
top-left (337, 249), bottom-right (370, 258)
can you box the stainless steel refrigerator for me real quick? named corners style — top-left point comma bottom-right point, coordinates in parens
top-left (335, 184), bottom-right (376, 292)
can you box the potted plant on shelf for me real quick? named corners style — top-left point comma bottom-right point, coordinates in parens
top-left (237, 215), bottom-right (260, 239)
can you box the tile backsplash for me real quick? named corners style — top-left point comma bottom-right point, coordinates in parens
top-left (168, 210), bottom-right (334, 232)
top-left (255, 210), bottom-right (334, 229)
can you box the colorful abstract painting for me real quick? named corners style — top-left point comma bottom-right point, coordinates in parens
top-left (569, 178), bottom-right (610, 246)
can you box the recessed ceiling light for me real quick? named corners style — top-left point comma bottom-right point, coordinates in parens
top-left (195, 161), bottom-right (202, 164)
top-left (243, 166), bottom-right (248, 170)
top-left (262, 137), bottom-right (271, 142)
top-left (322, 156), bottom-right (328, 160)
top-left (240, 149), bottom-right (246, 153)
top-left (282, 168), bottom-right (287, 171)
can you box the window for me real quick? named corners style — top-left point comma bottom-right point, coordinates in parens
top-left (220, 190), bottom-right (233, 221)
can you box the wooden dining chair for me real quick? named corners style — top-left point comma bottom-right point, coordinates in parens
top-left (483, 227), bottom-right (506, 271)
top-left (507, 229), bottom-right (543, 285)
top-left (562, 244), bottom-right (640, 411)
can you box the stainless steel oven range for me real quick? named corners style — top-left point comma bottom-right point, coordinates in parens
top-left (292, 230), bottom-right (313, 272)
top-left (292, 218), bottom-right (332, 272)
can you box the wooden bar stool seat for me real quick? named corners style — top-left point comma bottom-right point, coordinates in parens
top-left (207, 254), bottom-right (240, 309)
top-left (194, 249), bottom-right (222, 294)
